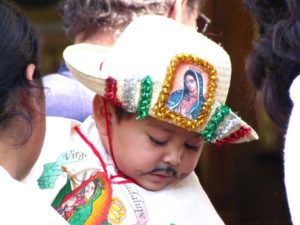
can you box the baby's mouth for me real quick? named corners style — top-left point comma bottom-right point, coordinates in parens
top-left (150, 171), bottom-right (174, 177)
top-left (146, 166), bottom-right (178, 179)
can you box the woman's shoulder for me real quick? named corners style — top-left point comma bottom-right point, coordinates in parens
top-left (0, 166), bottom-right (68, 225)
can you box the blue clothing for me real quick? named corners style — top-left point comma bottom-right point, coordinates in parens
top-left (167, 89), bottom-right (204, 119)
top-left (57, 62), bottom-right (74, 79)
top-left (43, 63), bottom-right (95, 122)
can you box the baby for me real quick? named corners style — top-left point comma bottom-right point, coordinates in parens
top-left (24, 15), bottom-right (258, 225)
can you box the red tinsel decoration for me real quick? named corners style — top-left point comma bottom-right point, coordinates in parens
top-left (105, 77), bottom-right (122, 107)
top-left (216, 126), bottom-right (252, 147)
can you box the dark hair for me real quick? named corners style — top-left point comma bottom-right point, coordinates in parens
top-left (0, 0), bottom-right (43, 144)
top-left (114, 106), bottom-right (135, 123)
top-left (58, 0), bottom-right (199, 40)
top-left (243, 0), bottom-right (300, 131)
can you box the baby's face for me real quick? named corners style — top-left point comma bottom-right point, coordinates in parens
top-left (110, 116), bottom-right (204, 191)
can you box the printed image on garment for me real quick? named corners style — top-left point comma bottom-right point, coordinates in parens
top-left (52, 169), bottom-right (113, 225)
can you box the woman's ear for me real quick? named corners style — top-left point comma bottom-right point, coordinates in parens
top-left (170, 0), bottom-right (198, 29)
top-left (25, 64), bottom-right (36, 81)
top-left (169, 0), bottom-right (186, 22)
top-left (23, 64), bottom-right (45, 118)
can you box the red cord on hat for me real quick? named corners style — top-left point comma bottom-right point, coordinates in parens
top-left (105, 77), bottom-right (122, 107)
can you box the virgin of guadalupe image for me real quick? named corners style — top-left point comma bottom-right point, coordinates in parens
top-left (52, 171), bottom-right (112, 225)
top-left (167, 68), bottom-right (205, 120)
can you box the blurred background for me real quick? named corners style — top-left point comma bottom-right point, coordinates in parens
top-left (13, 0), bottom-right (291, 224)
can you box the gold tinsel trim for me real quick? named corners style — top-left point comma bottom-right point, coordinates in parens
top-left (153, 53), bottom-right (217, 131)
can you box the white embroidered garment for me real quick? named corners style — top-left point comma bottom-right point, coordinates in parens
top-left (23, 116), bottom-right (224, 225)
top-left (284, 75), bottom-right (300, 225)
top-left (0, 166), bottom-right (68, 225)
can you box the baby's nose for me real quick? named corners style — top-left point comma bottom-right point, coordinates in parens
top-left (163, 148), bottom-right (183, 166)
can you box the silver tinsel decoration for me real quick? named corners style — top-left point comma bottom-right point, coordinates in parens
top-left (213, 114), bottom-right (240, 141)
top-left (123, 78), bottom-right (137, 112)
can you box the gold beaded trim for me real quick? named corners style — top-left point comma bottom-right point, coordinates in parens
top-left (153, 53), bottom-right (217, 131)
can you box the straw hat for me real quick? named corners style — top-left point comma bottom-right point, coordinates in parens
top-left (63, 15), bottom-right (258, 145)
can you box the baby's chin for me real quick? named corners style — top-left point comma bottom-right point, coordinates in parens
top-left (140, 182), bottom-right (172, 192)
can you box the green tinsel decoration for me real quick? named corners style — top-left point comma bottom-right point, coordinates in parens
top-left (136, 76), bottom-right (153, 119)
top-left (201, 104), bottom-right (230, 142)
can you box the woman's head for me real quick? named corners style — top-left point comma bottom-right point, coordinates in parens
top-left (58, 0), bottom-right (200, 42)
top-left (0, 0), bottom-right (45, 179)
top-left (243, 0), bottom-right (300, 131)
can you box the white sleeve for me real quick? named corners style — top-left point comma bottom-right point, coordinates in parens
top-left (0, 166), bottom-right (69, 225)
top-left (284, 75), bottom-right (300, 225)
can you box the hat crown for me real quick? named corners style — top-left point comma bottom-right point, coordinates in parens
top-left (100, 15), bottom-right (232, 104)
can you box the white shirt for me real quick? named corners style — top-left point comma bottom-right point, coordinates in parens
top-left (0, 166), bottom-right (68, 225)
top-left (284, 75), bottom-right (300, 225)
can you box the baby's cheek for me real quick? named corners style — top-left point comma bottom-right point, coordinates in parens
top-left (182, 154), bottom-right (200, 172)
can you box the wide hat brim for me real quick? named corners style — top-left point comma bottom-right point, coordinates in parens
top-left (64, 15), bottom-right (258, 145)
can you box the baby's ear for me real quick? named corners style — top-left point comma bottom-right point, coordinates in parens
top-left (93, 95), bottom-right (112, 136)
